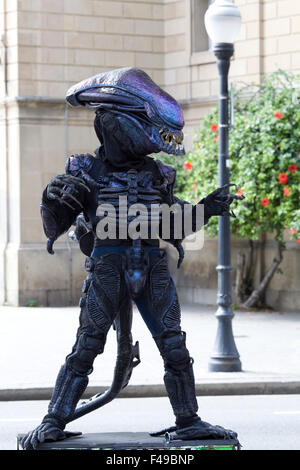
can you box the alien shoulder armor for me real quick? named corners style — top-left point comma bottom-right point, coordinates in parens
top-left (65, 153), bottom-right (95, 177)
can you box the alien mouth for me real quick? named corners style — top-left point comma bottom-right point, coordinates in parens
top-left (159, 129), bottom-right (184, 153)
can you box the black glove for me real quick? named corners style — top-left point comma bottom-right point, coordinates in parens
top-left (202, 184), bottom-right (245, 220)
top-left (41, 174), bottom-right (90, 254)
top-left (46, 174), bottom-right (90, 211)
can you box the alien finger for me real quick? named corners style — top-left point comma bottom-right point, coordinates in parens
top-left (64, 431), bottom-right (82, 438)
top-left (54, 196), bottom-right (76, 210)
top-left (227, 194), bottom-right (245, 203)
top-left (37, 430), bottom-right (46, 444)
top-left (47, 186), bottom-right (65, 200)
top-left (20, 434), bottom-right (30, 450)
top-left (216, 183), bottom-right (237, 194)
top-left (31, 430), bottom-right (40, 450)
top-left (208, 187), bottom-right (225, 197)
top-left (59, 189), bottom-right (83, 208)
top-left (60, 199), bottom-right (77, 211)
top-left (53, 175), bottom-right (91, 193)
top-left (80, 171), bottom-right (103, 189)
top-left (61, 175), bottom-right (91, 192)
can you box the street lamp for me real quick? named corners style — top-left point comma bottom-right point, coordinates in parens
top-left (204, 0), bottom-right (242, 372)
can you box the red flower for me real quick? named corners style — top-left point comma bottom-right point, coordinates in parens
top-left (211, 124), bottom-right (218, 132)
top-left (297, 239), bottom-right (300, 245)
top-left (279, 173), bottom-right (288, 184)
top-left (274, 112), bottom-right (282, 120)
top-left (192, 182), bottom-right (197, 192)
top-left (214, 135), bottom-right (219, 144)
top-left (261, 198), bottom-right (270, 207)
top-left (184, 161), bottom-right (193, 171)
top-left (237, 188), bottom-right (243, 196)
top-left (197, 143), bottom-right (201, 149)
top-left (212, 153), bottom-right (216, 158)
top-left (291, 228), bottom-right (296, 235)
top-left (283, 187), bottom-right (290, 196)
top-left (288, 164), bottom-right (297, 173)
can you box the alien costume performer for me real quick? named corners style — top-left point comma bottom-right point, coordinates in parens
top-left (21, 68), bottom-right (242, 450)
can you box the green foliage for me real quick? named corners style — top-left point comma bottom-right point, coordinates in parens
top-left (159, 70), bottom-right (300, 243)
top-left (26, 300), bottom-right (38, 307)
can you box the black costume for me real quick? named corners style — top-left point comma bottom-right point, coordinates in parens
top-left (21, 68), bottom-right (241, 450)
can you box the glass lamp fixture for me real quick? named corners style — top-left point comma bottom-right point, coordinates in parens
top-left (204, 0), bottom-right (242, 44)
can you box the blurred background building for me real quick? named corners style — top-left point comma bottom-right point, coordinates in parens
top-left (0, 0), bottom-right (299, 309)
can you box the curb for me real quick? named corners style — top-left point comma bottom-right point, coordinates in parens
top-left (2, 381), bottom-right (300, 401)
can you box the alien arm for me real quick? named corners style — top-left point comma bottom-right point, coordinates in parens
top-left (171, 196), bottom-right (208, 240)
top-left (172, 184), bottom-right (244, 240)
top-left (41, 154), bottom-right (93, 254)
top-left (40, 189), bottom-right (81, 255)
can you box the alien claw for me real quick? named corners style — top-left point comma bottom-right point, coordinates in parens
top-left (59, 198), bottom-right (77, 211)
top-left (47, 238), bottom-right (55, 254)
top-left (54, 175), bottom-right (91, 193)
top-left (63, 175), bottom-right (91, 193)
top-left (59, 189), bottom-right (84, 208)
top-left (77, 181), bottom-right (91, 192)
top-left (227, 194), bottom-right (245, 202)
top-left (47, 190), bottom-right (60, 200)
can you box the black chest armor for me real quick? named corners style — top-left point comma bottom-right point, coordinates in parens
top-left (66, 152), bottom-right (184, 265)
top-left (95, 169), bottom-right (169, 242)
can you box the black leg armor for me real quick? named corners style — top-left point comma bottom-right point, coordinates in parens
top-left (154, 331), bottom-right (198, 424)
top-left (44, 253), bottom-right (125, 426)
top-left (135, 250), bottom-right (199, 426)
top-left (21, 248), bottom-right (238, 448)
top-left (43, 365), bottom-right (88, 427)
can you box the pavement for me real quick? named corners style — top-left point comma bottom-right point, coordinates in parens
top-left (3, 396), bottom-right (300, 450)
top-left (1, 304), bottom-right (300, 401)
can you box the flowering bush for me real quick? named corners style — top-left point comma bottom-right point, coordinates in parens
top-left (159, 70), bottom-right (300, 307)
top-left (161, 70), bottom-right (300, 243)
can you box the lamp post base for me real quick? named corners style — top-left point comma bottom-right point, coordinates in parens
top-left (208, 303), bottom-right (242, 373)
top-left (208, 356), bottom-right (242, 373)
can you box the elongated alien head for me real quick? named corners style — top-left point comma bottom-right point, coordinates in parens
top-left (66, 67), bottom-right (185, 159)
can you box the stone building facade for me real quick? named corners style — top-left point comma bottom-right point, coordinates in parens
top-left (0, 0), bottom-right (299, 309)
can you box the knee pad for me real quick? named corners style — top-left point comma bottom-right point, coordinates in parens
top-left (155, 331), bottom-right (191, 371)
top-left (66, 332), bottom-right (106, 375)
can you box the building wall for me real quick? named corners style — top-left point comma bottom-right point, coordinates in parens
top-left (16, 0), bottom-right (165, 97)
top-left (0, 0), bottom-right (299, 309)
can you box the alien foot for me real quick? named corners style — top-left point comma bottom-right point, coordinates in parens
top-left (20, 420), bottom-right (81, 450)
top-left (171, 418), bottom-right (238, 441)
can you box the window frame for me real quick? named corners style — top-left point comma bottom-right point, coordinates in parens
top-left (187, 0), bottom-right (215, 66)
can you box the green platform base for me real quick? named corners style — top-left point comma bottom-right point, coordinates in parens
top-left (17, 432), bottom-right (240, 450)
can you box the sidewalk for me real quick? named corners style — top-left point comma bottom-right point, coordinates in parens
top-left (1, 304), bottom-right (300, 400)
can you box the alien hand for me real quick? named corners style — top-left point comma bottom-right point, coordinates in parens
top-left (202, 184), bottom-right (245, 219)
top-left (46, 174), bottom-right (90, 211)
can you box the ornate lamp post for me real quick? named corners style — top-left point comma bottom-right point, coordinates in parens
top-left (204, 0), bottom-right (242, 372)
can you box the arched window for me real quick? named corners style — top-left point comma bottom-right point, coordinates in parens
top-left (191, 0), bottom-right (214, 53)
